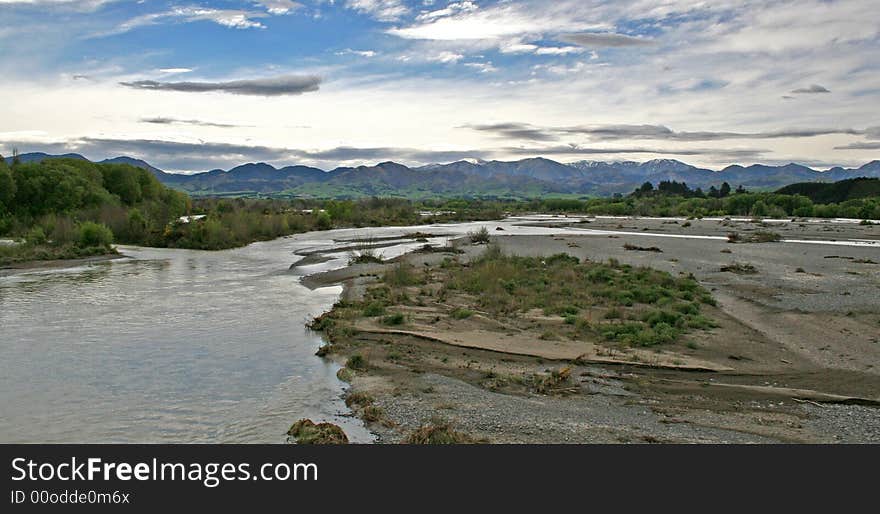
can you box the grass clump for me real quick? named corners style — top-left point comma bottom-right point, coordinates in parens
top-left (720, 262), bottom-right (758, 274)
top-left (450, 308), bottom-right (474, 319)
top-left (345, 391), bottom-right (375, 408)
top-left (623, 243), bottom-right (663, 252)
top-left (383, 262), bottom-right (420, 287)
top-left (346, 354), bottom-right (368, 371)
top-left (287, 419), bottom-right (349, 444)
top-left (362, 302), bottom-right (387, 317)
top-left (381, 312), bottom-right (406, 326)
top-left (404, 418), bottom-right (480, 444)
top-left (533, 367), bottom-right (578, 395)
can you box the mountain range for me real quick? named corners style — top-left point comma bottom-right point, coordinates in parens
top-left (7, 152), bottom-right (880, 198)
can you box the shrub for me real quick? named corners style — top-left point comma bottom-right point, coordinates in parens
top-left (346, 354), bottom-right (368, 370)
top-left (468, 226), bottom-right (491, 244)
top-left (362, 302), bottom-right (387, 317)
top-left (25, 226), bottom-right (47, 246)
top-left (77, 221), bottom-right (114, 248)
top-left (381, 313), bottom-right (406, 326)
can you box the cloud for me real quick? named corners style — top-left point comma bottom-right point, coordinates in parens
top-left (467, 122), bottom-right (867, 142)
top-left (345, 0), bottom-right (410, 22)
top-left (834, 141), bottom-right (880, 150)
top-left (256, 1), bottom-right (301, 15)
top-left (430, 51), bottom-right (465, 64)
top-left (335, 48), bottom-right (378, 58)
top-left (119, 75), bottom-right (322, 96)
top-left (158, 68), bottom-right (193, 74)
top-left (386, 1), bottom-right (609, 41)
top-left (416, 1), bottom-right (479, 22)
top-left (791, 84), bottom-right (831, 94)
top-left (98, 6), bottom-right (270, 37)
top-left (0, 136), bottom-right (487, 170)
top-left (503, 144), bottom-right (768, 161)
top-left (139, 117), bottom-right (246, 128)
top-left (464, 123), bottom-right (559, 142)
top-left (0, 0), bottom-right (112, 9)
top-left (558, 32), bottom-right (655, 48)
top-left (534, 45), bottom-right (585, 55)
top-left (463, 62), bottom-right (499, 73)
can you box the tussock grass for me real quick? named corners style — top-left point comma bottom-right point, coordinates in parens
top-left (287, 419), bottom-right (349, 444)
top-left (720, 262), bottom-right (758, 274)
top-left (404, 419), bottom-right (480, 444)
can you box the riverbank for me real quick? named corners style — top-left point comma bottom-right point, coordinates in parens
top-left (0, 249), bottom-right (122, 274)
top-left (306, 216), bottom-right (880, 443)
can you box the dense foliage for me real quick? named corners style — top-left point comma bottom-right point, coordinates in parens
top-left (775, 177), bottom-right (880, 204)
top-left (516, 179), bottom-right (880, 219)
top-left (0, 157), bottom-right (192, 264)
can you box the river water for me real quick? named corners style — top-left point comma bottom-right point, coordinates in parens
top-left (0, 217), bottom-right (875, 443)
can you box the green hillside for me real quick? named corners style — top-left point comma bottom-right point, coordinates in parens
top-left (776, 177), bottom-right (880, 204)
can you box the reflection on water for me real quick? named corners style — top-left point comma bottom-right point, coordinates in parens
top-left (0, 217), bottom-right (874, 443)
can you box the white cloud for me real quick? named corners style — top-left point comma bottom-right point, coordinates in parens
top-left (416, 1), bottom-right (479, 21)
top-left (336, 49), bottom-right (378, 58)
top-left (99, 6), bottom-right (269, 37)
top-left (345, 0), bottom-right (410, 22)
top-left (431, 51), bottom-right (465, 63)
top-left (256, 1), bottom-right (301, 15)
top-left (464, 61), bottom-right (498, 73)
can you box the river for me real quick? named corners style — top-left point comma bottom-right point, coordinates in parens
top-left (1, 216), bottom-right (875, 443)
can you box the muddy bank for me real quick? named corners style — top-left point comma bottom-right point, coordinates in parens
top-left (306, 219), bottom-right (879, 443)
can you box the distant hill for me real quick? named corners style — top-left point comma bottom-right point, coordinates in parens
top-left (6, 152), bottom-right (879, 198)
top-left (6, 152), bottom-right (89, 164)
top-left (776, 177), bottom-right (880, 203)
top-left (98, 156), bottom-right (170, 179)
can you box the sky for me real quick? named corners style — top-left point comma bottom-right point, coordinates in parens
top-left (0, 0), bottom-right (878, 173)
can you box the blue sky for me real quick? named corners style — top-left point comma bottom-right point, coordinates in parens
top-left (0, 0), bottom-right (878, 172)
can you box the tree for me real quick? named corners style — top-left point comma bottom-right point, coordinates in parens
top-left (11, 148), bottom-right (20, 166)
top-left (0, 156), bottom-right (15, 213)
top-left (708, 185), bottom-right (719, 198)
top-left (720, 182), bottom-right (731, 198)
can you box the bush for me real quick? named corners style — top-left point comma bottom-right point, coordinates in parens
top-left (346, 354), bottom-right (368, 370)
top-left (468, 226), bottom-right (491, 244)
top-left (381, 313), bottom-right (406, 326)
top-left (26, 226), bottom-right (47, 246)
top-left (77, 222), bottom-right (114, 248)
top-left (362, 302), bottom-right (387, 317)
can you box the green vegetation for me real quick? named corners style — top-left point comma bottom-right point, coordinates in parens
top-left (468, 226), bottom-right (491, 244)
top-left (345, 354), bottom-right (368, 371)
top-left (439, 248), bottom-right (718, 347)
top-left (776, 177), bottom-right (880, 204)
top-left (0, 157), bottom-right (189, 265)
top-left (0, 157), bottom-right (487, 265)
top-left (450, 308), bottom-right (474, 319)
top-left (513, 178), bottom-right (880, 219)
